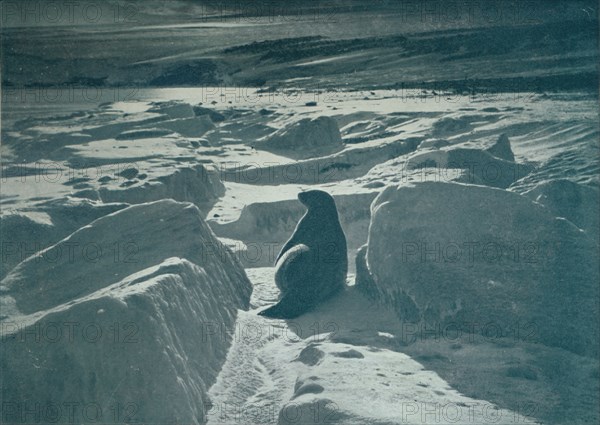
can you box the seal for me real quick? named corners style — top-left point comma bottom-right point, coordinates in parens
top-left (258, 190), bottom-right (348, 319)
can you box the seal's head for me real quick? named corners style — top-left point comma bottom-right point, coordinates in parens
top-left (298, 190), bottom-right (337, 212)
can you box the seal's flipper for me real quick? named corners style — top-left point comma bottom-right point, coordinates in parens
top-left (257, 292), bottom-right (312, 319)
top-left (274, 244), bottom-right (312, 293)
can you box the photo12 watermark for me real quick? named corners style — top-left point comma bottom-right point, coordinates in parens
top-left (1, 321), bottom-right (140, 344)
top-left (1, 401), bottom-right (139, 424)
top-left (1, 1), bottom-right (139, 26)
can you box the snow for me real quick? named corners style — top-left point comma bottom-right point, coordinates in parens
top-left (1, 200), bottom-right (252, 423)
top-left (206, 268), bottom-right (540, 425)
top-left (97, 164), bottom-right (225, 213)
top-left (2, 89), bottom-right (598, 423)
top-left (519, 179), bottom-right (599, 236)
top-left (403, 145), bottom-right (533, 188)
top-left (1, 258), bottom-right (246, 424)
top-left (148, 101), bottom-right (196, 119)
top-left (220, 135), bottom-right (422, 185)
top-left (356, 181), bottom-right (599, 356)
top-left (115, 127), bottom-right (175, 140)
top-left (1, 199), bottom-right (249, 315)
top-left (0, 198), bottom-right (127, 279)
top-left (157, 116), bottom-right (216, 137)
top-left (255, 116), bottom-right (343, 159)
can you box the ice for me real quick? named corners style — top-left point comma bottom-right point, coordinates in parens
top-left (0, 198), bottom-right (127, 279)
top-left (220, 136), bottom-right (422, 185)
top-left (148, 101), bottom-right (196, 119)
top-left (157, 116), bottom-right (215, 138)
top-left (1, 199), bottom-right (250, 315)
top-left (520, 179), bottom-right (599, 236)
top-left (255, 116), bottom-right (343, 159)
top-left (1, 258), bottom-right (248, 424)
top-left (2, 88), bottom-right (598, 423)
top-left (356, 181), bottom-right (599, 356)
top-left (403, 134), bottom-right (534, 188)
top-left (2, 10), bottom-right (598, 421)
top-left (115, 128), bottom-right (175, 140)
top-left (1, 200), bottom-right (252, 423)
top-left (97, 164), bottom-right (225, 213)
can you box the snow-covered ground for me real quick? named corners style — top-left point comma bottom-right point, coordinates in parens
top-left (2, 87), bottom-right (598, 424)
top-left (1, 3), bottom-right (599, 424)
top-left (207, 268), bottom-right (543, 425)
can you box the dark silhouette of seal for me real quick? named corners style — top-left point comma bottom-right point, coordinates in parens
top-left (258, 190), bottom-right (348, 319)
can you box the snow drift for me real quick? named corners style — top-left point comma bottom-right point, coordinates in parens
top-left (254, 116), bottom-right (343, 159)
top-left (0, 198), bottom-right (126, 279)
top-left (404, 134), bottom-right (533, 189)
top-left (356, 182), bottom-right (599, 356)
top-left (1, 200), bottom-right (252, 424)
top-left (221, 137), bottom-right (422, 185)
top-left (98, 164), bottom-right (225, 214)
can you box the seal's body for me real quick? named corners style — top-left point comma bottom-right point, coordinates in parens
top-left (258, 190), bottom-right (348, 319)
